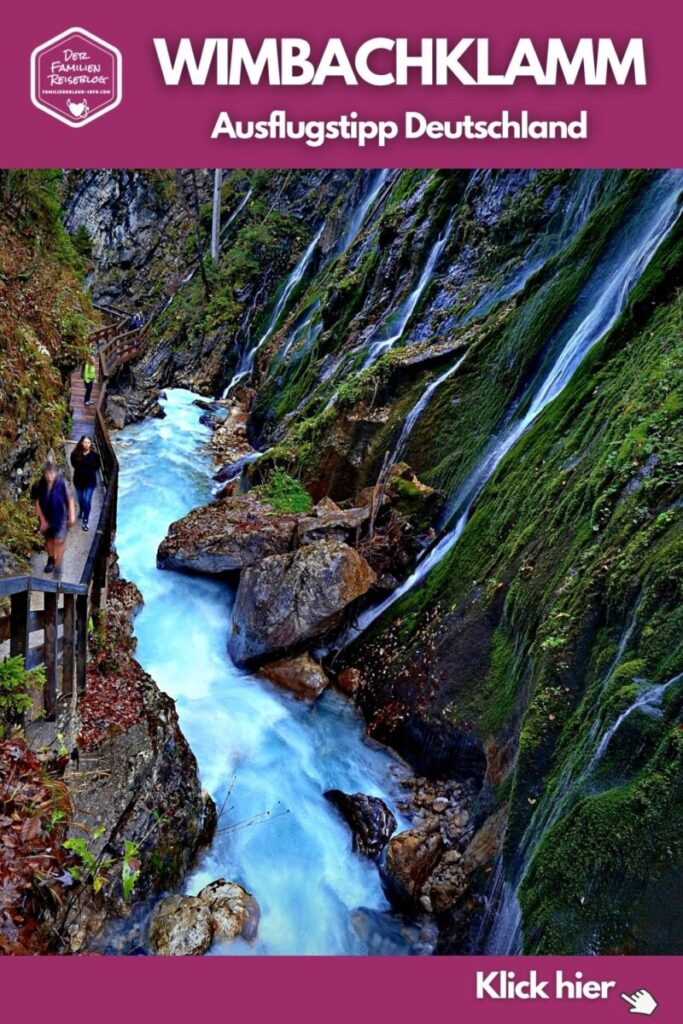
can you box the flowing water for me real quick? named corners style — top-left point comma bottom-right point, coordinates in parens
top-left (362, 217), bottom-right (455, 369)
top-left (588, 670), bottom-right (683, 772)
top-left (348, 171), bottom-right (683, 644)
top-left (114, 390), bottom-right (414, 956)
top-left (224, 225), bottom-right (325, 395)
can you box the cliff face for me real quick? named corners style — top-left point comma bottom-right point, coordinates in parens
top-left (63, 168), bottom-right (683, 955)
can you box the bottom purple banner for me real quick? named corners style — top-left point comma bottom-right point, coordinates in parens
top-left (1, 957), bottom-right (678, 1023)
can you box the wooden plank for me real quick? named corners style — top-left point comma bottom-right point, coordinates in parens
top-left (9, 589), bottom-right (30, 661)
top-left (76, 594), bottom-right (88, 694)
top-left (26, 645), bottom-right (46, 670)
top-left (29, 608), bottom-right (64, 633)
top-left (62, 593), bottom-right (75, 701)
top-left (43, 593), bottom-right (58, 719)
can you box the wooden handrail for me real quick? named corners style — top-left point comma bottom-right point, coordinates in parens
top-left (0, 312), bottom-right (150, 723)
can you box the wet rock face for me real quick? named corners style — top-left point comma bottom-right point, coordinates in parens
top-left (58, 578), bottom-right (216, 954)
top-left (324, 790), bottom-right (397, 859)
top-left (157, 495), bottom-right (297, 574)
top-left (228, 540), bottom-right (377, 665)
top-left (259, 653), bottom-right (329, 701)
top-left (65, 170), bottom-right (207, 310)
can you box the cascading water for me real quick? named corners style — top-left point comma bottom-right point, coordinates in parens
top-left (385, 171), bottom-right (607, 464)
top-left (588, 670), bottom-right (683, 771)
top-left (114, 390), bottom-right (416, 956)
top-left (223, 225), bottom-right (325, 397)
top-left (390, 351), bottom-right (469, 462)
top-left (348, 171), bottom-right (683, 644)
top-left (223, 172), bottom-right (393, 398)
top-left (362, 217), bottom-right (455, 369)
top-left (337, 170), bottom-right (391, 253)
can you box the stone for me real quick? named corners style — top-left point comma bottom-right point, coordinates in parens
top-left (229, 540), bottom-right (376, 665)
top-left (324, 790), bottom-right (397, 859)
top-left (259, 653), bottom-right (329, 701)
top-left (432, 797), bottom-right (449, 813)
top-left (148, 895), bottom-right (213, 956)
top-left (157, 494), bottom-right (297, 574)
top-left (336, 667), bottom-right (363, 695)
top-left (105, 395), bottom-right (127, 430)
top-left (295, 504), bottom-right (369, 546)
top-left (380, 824), bottom-right (444, 911)
top-left (198, 879), bottom-right (260, 944)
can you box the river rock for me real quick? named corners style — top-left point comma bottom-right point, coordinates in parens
top-left (228, 540), bottom-right (376, 665)
top-left (380, 824), bottom-right (445, 911)
top-left (336, 667), bottom-right (363, 695)
top-left (259, 653), bottom-right (329, 700)
top-left (156, 494), bottom-right (297, 574)
top-left (106, 395), bottom-right (127, 430)
top-left (198, 879), bottom-right (260, 943)
top-left (148, 895), bottom-right (213, 956)
top-left (324, 790), bottom-right (397, 859)
top-left (295, 504), bottom-right (369, 546)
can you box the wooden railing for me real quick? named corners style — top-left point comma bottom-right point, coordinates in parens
top-left (0, 311), bottom-right (148, 726)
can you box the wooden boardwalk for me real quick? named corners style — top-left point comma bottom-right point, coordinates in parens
top-left (29, 367), bottom-right (105, 587)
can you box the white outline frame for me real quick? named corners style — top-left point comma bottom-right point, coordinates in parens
top-left (30, 26), bottom-right (122, 128)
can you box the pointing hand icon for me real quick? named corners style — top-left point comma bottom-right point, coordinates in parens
top-left (621, 990), bottom-right (658, 1016)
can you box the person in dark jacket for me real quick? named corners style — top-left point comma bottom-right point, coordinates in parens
top-left (32, 459), bottom-right (75, 576)
top-left (70, 435), bottom-right (101, 531)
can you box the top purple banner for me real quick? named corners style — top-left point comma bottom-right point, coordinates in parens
top-left (1, 0), bottom-right (681, 168)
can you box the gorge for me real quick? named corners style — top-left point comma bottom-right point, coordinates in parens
top-left (1, 167), bottom-right (681, 956)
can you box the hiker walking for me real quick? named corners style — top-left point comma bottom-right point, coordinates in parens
top-left (82, 353), bottom-right (96, 406)
top-left (70, 435), bottom-right (101, 532)
top-left (32, 458), bottom-right (75, 576)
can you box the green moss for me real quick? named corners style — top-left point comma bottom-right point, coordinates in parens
top-left (253, 470), bottom-right (313, 514)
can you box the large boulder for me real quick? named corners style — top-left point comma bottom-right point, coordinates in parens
top-left (228, 540), bottom-right (376, 665)
top-left (295, 503), bottom-right (369, 546)
top-left (197, 879), bottom-right (260, 944)
top-left (157, 495), bottom-right (297, 574)
top-left (380, 824), bottom-right (444, 911)
top-left (325, 790), bottom-right (397, 859)
top-left (259, 653), bottom-right (330, 701)
top-left (148, 895), bottom-right (213, 956)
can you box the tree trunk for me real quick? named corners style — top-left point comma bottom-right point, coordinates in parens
top-left (190, 170), bottom-right (211, 299)
top-left (211, 169), bottom-right (222, 261)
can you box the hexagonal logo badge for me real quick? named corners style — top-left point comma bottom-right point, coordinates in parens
top-left (31, 27), bottom-right (122, 128)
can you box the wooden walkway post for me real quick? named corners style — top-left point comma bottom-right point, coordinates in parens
top-left (76, 594), bottom-right (89, 695)
top-left (43, 592), bottom-right (58, 720)
top-left (62, 593), bottom-right (75, 701)
top-left (9, 589), bottom-right (30, 662)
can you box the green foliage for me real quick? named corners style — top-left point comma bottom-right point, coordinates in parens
top-left (0, 657), bottom-right (44, 737)
top-left (63, 836), bottom-right (112, 894)
top-left (254, 470), bottom-right (313, 514)
top-left (121, 839), bottom-right (141, 900)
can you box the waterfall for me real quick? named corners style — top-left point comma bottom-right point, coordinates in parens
top-left (362, 217), bottom-right (455, 369)
top-left (390, 350), bottom-right (469, 462)
top-left (337, 170), bottom-right (390, 253)
top-left (588, 670), bottom-right (683, 771)
top-left (346, 171), bottom-right (683, 644)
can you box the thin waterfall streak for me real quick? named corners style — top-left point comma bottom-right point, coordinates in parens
top-left (588, 670), bottom-right (683, 771)
top-left (390, 350), bottom-right (469, 461)
top-left (362, 217), bottom-right (455, 370)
